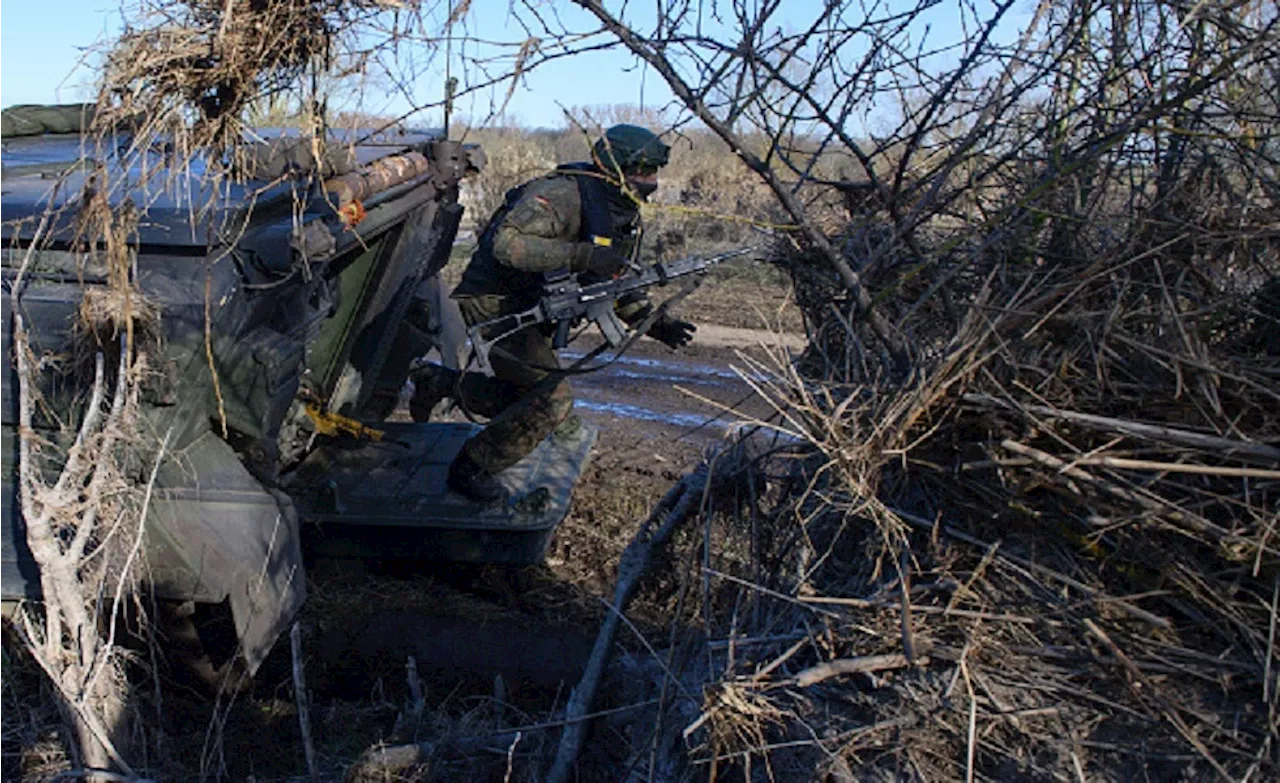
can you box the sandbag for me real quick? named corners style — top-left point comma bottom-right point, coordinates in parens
top-left (0, 103), bottom-right (95, 137)
top-left (236, 136), bottom-right (358, 181)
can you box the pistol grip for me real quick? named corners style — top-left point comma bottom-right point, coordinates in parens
top-left (554, 318), bottom-right (572, 349)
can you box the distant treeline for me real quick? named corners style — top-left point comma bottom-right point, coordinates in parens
top-left (442, 109), bottom-right (866, 257)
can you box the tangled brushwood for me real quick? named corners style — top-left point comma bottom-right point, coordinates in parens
top-left (97, 0), bottom-right (417, 161)
top-left (8, 178), bottom-right (160, 775)
top-left (592, 2), bottom-right (1280, 781)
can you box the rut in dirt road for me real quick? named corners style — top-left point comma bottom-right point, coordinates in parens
top-left (562, 336), bottom-right (796, 449)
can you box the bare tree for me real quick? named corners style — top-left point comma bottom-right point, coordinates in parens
top-left (498, 1), bottom-right (1280, 779)
top-left (495, 0), bottom-right (1276, 380)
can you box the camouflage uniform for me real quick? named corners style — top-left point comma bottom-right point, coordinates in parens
top-left (450, 171), bottom-right (652, 475)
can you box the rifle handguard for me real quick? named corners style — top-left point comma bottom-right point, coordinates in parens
top-left (467, 245), bottom-right (758, 374)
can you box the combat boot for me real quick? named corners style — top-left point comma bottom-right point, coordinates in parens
top-left (409, 363), bottom-right (459, 422)
top-left (446, 450), bottom-right (506, 503)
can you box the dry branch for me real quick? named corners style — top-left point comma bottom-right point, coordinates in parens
top-left (966, 394), bottom-right (1280, 465)
top-left (572, 0), bottom-right (911, 370)
top-left (503, 0), bottom-right (1279, 777)
top-left (8, 1), bottom-right (445, 776)
top-left (792, 654), bottom-right (917, 688)
top-left (290, 622), bottom-right (319, 782)
top-left (12, 308), bottom-right (142, 774)
top-left (546, 466), bottom-right (709, 783)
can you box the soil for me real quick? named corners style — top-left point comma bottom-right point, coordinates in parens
top-left (547, 329), bottom-right (797, 596)
top-left (3, 301), bottom-right (806, 781)
top-left (293, 318), bottom-right (802, 778)
top-left (667, 265), bottom-right (805, 334)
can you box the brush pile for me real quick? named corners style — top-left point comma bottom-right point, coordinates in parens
top-left (618, 6), bottom-right (1280, 781)
top-left (95, 0), bottom-right (414, 161)
top-left (685, 227), bottom-right (1278, 779)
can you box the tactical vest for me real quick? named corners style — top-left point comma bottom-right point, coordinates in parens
top-left (454, 165), bottom-right (637, 302)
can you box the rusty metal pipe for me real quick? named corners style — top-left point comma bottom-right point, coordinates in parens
top-left (323, 151), bottom-right (431, 209)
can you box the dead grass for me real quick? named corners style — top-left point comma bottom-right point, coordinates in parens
top-left (1, 632), bottom-right (71, 782)
top-left (542, 7), bottom-right (1280, 777)
top-left (610, 138), bottom-right (1280, 783)
top-left (3, 2), bottom-right (447, 778)
top-left (676, 266), bottom-right (803, 334)
top-left (9, 0), bottom-right (1276, 778)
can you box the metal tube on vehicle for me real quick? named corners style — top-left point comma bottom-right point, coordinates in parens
top-left (323, 151), bottom-right (432, 209)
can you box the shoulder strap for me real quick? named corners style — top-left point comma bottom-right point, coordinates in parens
top-left (555, 163), bottom-right (614, 244)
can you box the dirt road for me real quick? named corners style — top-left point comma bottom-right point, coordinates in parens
top-left (570, 330), bottom-right (795, 437)
top-left (542, 325), bottom-right (804, 587)
top-left (562, 325), bottom-right (799, 472)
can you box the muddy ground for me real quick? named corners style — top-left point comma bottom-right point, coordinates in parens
top-left (545, 325), bottom-right (801, 593)
top-left (4, 286), bottom-right (807, 781)
top-left (291, 320), bottom-right (805, 780)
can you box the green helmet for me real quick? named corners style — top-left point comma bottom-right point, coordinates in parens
top-left (592, 124), bottom-right (670, 176)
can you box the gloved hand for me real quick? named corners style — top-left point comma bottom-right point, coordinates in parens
top-left (579, 243), bottom-right (628, 277)
top-left (648, 314), bottom-right (696, 349)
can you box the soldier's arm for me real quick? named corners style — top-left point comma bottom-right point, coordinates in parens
top-left (606, 234), bottom-right (654, 327)
top-left (491, 178), bottom-right (593, 274)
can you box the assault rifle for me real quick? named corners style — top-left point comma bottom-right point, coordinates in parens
top-left (467, 246), bottom-right (757, 374)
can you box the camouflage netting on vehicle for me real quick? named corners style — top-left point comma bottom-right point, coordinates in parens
top-left (235, 135), bottom-right (359, 180)
top-left (0, 103), bottom-right (96, 137)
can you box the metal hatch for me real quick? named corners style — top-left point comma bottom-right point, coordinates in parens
top-left (286, 416), bottom-right (598, 565)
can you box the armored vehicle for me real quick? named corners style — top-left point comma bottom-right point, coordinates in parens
top-left (1, 106), bottom-right (598, 676)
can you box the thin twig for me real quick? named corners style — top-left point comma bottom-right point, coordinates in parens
top-left (291, 623), bottom-right (318, 782)
top-left (793, 654), bottom-right (918, 687)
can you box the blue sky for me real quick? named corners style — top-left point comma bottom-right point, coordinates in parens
top-left (0, 0), bottom-right (679, 128)
top-left (1, 1), bottom-right (122, 105)
top-left (1, 1), bottom-right (1029, 130)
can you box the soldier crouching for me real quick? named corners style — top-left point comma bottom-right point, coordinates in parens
top-left (412, 124), bottom-right (695, 502)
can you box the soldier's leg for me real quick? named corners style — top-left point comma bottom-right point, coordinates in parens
top-left (437, 295), bottom-right (573, 499)
top-left (411, 294), bottom-right (543, 421)
top-left (446, 326), bottom-right (573, 500)
top-left (458, 323), bottom-right (572, 475)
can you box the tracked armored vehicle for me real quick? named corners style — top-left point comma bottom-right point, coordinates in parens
top-left (1, 108), bottom-right (598, 675)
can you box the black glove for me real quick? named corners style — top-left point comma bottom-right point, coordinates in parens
top-left (578, 243), bottom-right (628, 277)
top-left (649, 314), bottom-right (696, 349)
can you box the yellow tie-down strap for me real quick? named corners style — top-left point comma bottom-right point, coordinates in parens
top-left (304, 403), bottom-right (386, 443)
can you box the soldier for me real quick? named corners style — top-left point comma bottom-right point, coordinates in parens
top-left (413, 124), bottom-right (696, 501)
